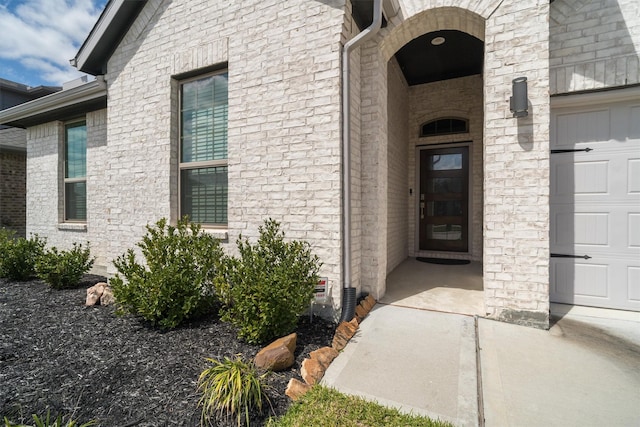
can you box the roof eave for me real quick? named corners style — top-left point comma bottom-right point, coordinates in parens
top-left (73, 0), bottom-right (148, 75)
top-left (0, 79), bottom-right (107, 128)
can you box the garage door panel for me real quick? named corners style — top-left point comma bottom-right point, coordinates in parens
top-left (554, 212), bottom-right (609, 246)
top-left (629, 214), bottom-right (640, 248)
top-left (574, 263), bottom-right (609, 298)
top-left (629, 159), bottom-right (640, 193)
top-left (630, 106), bottom-right (640, 139)
top-left (629, 268), bottom-right (640, 302)
top-left (555, 110), bottom-right (609, 147)
top-left (551, 154), bottom-right (634, 200)
top-left (551, 258), bottom-right (640, 310)
top-left (551, 261), bottom-right (608, 301)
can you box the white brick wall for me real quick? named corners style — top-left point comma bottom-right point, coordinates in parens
top-left (26, 109), bottom-right (109, 274)
top-left (103, 0), bottom-right (347, 308)
top-left (359, 40), bottom-right (389, 299)
top-left (550, 0), bottom-right (640, 94)
top-left (386, 58), bottom-right (409, 273)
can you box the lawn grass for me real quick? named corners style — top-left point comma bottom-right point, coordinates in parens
top-left (267, 386), bottom-right (454, 427)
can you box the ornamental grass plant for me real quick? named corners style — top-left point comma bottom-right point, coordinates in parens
top-left (198, 356), bottom-right (270, 427)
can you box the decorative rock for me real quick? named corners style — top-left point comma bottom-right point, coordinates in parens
top-left (301, 357), bottom-right (325, 385)
top-left (285, 378), bottom-right (311, 401)
top-left (86, 282), bottom-right (107, 306)
top-left (365, 294), bottom-right (376, 309)
top-left (254, 333), bottom-right (297, 371)
top-left (100, 286), bottom-right (115, 306)
top-left (360, 297), bottom-right (373, 312)
top-left (355, 304), bottom-right (367, 322)
top-left (309, 346), bottom-right (338, 368)
top-left (331, 318), bottom-right (359, 351)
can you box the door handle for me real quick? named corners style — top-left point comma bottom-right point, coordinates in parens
top-left (420, 202), bottom-right (425, 219)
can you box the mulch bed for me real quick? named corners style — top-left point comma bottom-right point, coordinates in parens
top-left (0, 276), bottom-right (335, 426)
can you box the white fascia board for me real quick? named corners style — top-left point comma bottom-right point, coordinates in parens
top-left (73, 0), bottom-right (125, 73)
top-left (551, 85), bottom-right (640, 109)
top-left (0, 79), bottom-right (107, 126)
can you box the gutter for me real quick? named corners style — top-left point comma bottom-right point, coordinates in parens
top-left (340, 0), bottom-right (383, 322)
top-left (0, 77), bottom-right (106, 128)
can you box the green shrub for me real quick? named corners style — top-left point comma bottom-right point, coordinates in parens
top-left (0, 233), bottom-right (46, 281)
top-left (35, 243), bottom-right (95, 289)
top-left (219, 219), bottom-right (321, 344)
top-left (0, 227), bottom-right (15, 245)
top-left (110, 217), bottom-right (224, 328)
top-left (198, 356), bottom-right (269, 426)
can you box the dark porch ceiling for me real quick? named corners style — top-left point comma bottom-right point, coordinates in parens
top-left (351, 2), bottom-right (484, 86)
top-left (394, 30), bottom-right (484, 86)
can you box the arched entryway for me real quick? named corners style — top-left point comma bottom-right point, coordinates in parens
top-left (359, 7), bottom-right (486, 315)
top-left (354, 1), bottom-right (551, 328)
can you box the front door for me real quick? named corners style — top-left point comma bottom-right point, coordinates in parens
top-left (419, 146), bottom-right (469, 252)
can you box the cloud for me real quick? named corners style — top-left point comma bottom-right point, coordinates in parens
top-left (0, 0), bottom-right (104, 85)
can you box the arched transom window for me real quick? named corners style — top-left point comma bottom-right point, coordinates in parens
top-left (420, 117), bottom-right (469, 137)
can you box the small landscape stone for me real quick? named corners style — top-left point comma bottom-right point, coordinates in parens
top-left (285, 378), bottom-right (311, 401)
top-left (301, 357), bottom-right (325, 385)
top-left (100, 286), bottom-right (115, 306)
top-left (331, 318), bottom-right (359, 351)
top-left (254, 333), bottom-right (296, 371)
top-left (365, 294), bottom-right (376, 309)
top-left (309, 346), bottom-right (338, 368)
top-left (85, 282), bottom-right (107, 306)
top-left (360, 297), bottom-right (373, 312)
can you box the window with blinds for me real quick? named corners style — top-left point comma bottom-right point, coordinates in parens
top-left (64, 121), bottom-right (87, 221)
top-left (179, 71), bottom-right (228, 226)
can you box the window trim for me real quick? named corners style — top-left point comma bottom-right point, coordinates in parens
top-left (63, 119), bottom-right (87, 223)
top-left (177, 69), bottom-right (228, 228)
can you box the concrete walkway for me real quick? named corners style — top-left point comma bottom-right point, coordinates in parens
top-left (322, 304), bottom-right (640, 426)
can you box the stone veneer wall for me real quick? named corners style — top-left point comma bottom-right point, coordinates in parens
top-left (550, 0), bottom-right (640, 94)
top-left (407, 75), bottom-right (484, 262)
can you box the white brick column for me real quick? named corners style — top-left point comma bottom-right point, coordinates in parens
top-left (483, 0), bottom-right (551, 328)
top-left (359, 40), bottom-right (388, 299)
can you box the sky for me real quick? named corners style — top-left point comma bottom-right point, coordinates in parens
top-left (0, 0), bottom-right (107, 88)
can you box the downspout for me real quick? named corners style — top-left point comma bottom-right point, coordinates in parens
top-left (340, 0), bottom-right (383, 322)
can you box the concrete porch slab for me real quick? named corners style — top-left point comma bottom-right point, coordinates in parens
top-left (382, 258), bottom-right (485, 316)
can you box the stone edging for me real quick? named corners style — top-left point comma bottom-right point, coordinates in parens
top-left (285, 295), bottom-right (377, 400)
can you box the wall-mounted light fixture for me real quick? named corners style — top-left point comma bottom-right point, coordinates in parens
top-left (510, 77), bottom-right (528, 118)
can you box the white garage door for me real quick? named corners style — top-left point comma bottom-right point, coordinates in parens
top-left (550, 94), bottom-right (640, 312)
